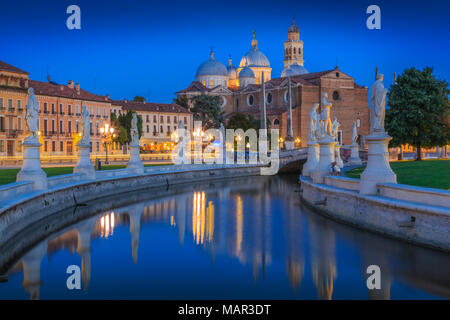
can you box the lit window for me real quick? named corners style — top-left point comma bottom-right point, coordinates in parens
top-left (210, 80), bottom-right (214, 86)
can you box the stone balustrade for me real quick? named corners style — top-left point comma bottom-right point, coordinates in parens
top-left (378, 183), bottom-right (450, 209)
top-left (324, 176), bottom-right (360, 191)
top-left (47, 173), bottom-right (84, 189)
top-left (0, 181), bottom-right (34, 203)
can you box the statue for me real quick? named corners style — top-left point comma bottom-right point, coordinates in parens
top-left (130, 112), bottom-right (139, 146)
top-left (309, 103), bottom-right (319, 142)
top-left (352, 121), bottom-right (358, 144)
top-left (79, 105), bottom-right (90, 145)
top-left (331, 117), bottom-right (340, 142)
top-left (24, 88), bottom-right (39, 142)
top-left (319, 92), bottom-right (332, 138)
top-left (370, 73), bottom-right (388, 134)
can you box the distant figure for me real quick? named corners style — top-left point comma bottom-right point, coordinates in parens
top-left (352, 121), bottom-right (358, 144)
top-left (80, 105), bottom-right (90, 144)
top-left (309, 103), bottom-right (320, 142)
top-left (331, 117), bottom-right (340, 142)
top-left (320, 92), bottom-right (332, 137)
top-left (370, 73), bottom-right (388, 134)
top-left (130, 112), bottom-right (139, 146)
top-left (329, 161), bottom-right (341, 176)
top-left (24, 87), bottom-right (39, 142)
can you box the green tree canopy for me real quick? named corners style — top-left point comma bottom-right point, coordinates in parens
top-left (386, 67), bottom-right (449, 160)
top-left (226, 112), bottom-right (257, 131)
top-left (133, 96), bottom-right (146, 102)
top-left (190, 94), bottom-right (224, 129)
top-left (110, 110), bottom-right (143, 145)
top-left (173, 95), bottom-right (190, 110)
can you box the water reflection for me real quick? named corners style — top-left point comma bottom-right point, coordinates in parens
top-left (0, 175), bottom-right (449, 299)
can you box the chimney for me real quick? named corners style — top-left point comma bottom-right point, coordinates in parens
top-left (47, 75), bottom-right (51, 82)
top-left (75, 83), bottom-right (80, 94)
top-left (106, 94), bottom-right (110, 100)
top-left (68, 80), bottom-right (75, 88)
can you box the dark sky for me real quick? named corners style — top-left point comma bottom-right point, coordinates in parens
top-left (1, 0), bottom-right (449, 102)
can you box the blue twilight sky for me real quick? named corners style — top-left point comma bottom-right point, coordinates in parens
top-left (1, 0), bottom-right (449, 103)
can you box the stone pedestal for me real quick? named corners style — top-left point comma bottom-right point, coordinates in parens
top-left (335, 144), bottom-right (344, 168)
top-left (16, 141), bottom-right (47, 190)
top-left (360, 134), bottom-right (397, 195)
top-left (312, 137), bottom-right (336, 184)
top-left (127, 144), bottom-right (144, 174)
top-left (302, 141), bottom-right (319, 177)
top-left (348, 143), bottom-right (362, 166)
top-left (74, 143), bottom-right (96, 180)
top-left (284, 140), bottom-right (295, 151)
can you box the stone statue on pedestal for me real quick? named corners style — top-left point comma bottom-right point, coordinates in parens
top-left (352, 121), bottom-right (358, 144)
top-left (319, 92), bottom-right (332, 138)
top-left (309, 103), bottom-right (320, 142)
top-left (370, 73), bottom-right (388, 135)
top-left (80, 106), bottom-right (90, 145)
top-left (130, 113), bottom-right (139, 146)
top-left (331, 117), bottom-right (340, 142)
top-left (24, 88), bottom-right (39, 143)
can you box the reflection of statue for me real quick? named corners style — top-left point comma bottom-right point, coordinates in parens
top-left (309, 104), bottom-right (319, 142)
top-left (370, 73), bottom-right (388, 134)
top-left (331, 117), bottom-right (340, 142)
top-left (319, 92), bottom-right (332, 137)
top-left (130, 113), bottom-right (139, 146)
top-left (24, 88), bottom-right (39, 142)
top-left (177, 120), bottom-right (186, 162)
top-left (80, 106), bottom-right (90, 145)
top-left (352, 121), bottom-right (358, 144)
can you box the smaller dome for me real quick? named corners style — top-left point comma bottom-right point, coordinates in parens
top-left (227, 56), bottom-right (238, 80)
top-left (288, 18), bottom-right (299, 33)
top-left (196, 50), bottom-right (228, 77)
top-left (281, 63), bottom-right (308, 77)
top-left (239, 66), bottom-right (255, 79)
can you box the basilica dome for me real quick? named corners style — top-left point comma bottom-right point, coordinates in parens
top-left (239, 66), bottom-right (255, 79)
top-left (239, 48), bottom-right (270, 68)
top-left (281, 63), bottom-right (308, 77)
top-left (196, 51), bottom-right (228, 77)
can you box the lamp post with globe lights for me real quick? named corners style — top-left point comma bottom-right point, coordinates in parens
top-left (100, 123), bottom-right (116, 164)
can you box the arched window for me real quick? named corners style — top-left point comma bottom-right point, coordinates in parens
top-left (266, 92), bottom-right (272, 104)
top-left (274, 119), bottom-right (280, 125)
top-left (247, 95), bottom-right (254, 106)
top-left (293, 48), bottom-right (296, 55)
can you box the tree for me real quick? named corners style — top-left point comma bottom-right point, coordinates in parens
top-left (226, 112), bottom-right (257, 131)
top-left (190, 94), bottom-right (224, 129)
top-left (133, 96), bottom-right (146, 102)
top-left (173, 95), bottom-right (189, 110)
top-left (386, 67), bottom-right (450, 160)
top-left (110, 110), bottom-right (143, 145)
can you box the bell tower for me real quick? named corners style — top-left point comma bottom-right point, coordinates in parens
top-left (283, 18), bottom-right (304, 68)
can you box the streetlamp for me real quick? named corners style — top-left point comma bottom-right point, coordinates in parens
top-left (100, 123), bottom-right (115, 164)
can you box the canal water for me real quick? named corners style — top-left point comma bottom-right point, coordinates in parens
top-left (0, 174), bottom-right (449, 300)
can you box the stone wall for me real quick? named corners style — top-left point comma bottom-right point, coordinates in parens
top-left (301, 176), bottom-right (450, 252)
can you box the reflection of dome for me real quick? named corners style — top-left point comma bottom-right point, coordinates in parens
top-left (239, 66), bottom-right (255, 78)
top-left (281, 63), bottom-right (308, 77)
top-left (196, 51), bottom-right (227, 76)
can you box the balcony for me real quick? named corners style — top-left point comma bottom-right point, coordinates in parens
top-left (76, 113), bottom-right (81, 116)
top-left (51, 111), bottom-right (57, 115)
top-left (153, 132), bottom-right (159, 136)
top-left (60, 112), bottom-right (65, 115)
top-left (43, 110), bottom-right (49, 114)
top-left (17, 107), bottom-right (23, 112)
top-left (0, 106), bottom-right (5, 111)
top-left (8, 108), bottom-right (15, 113)
top-left (90, 114), bottom-right (94, 118)
top-left (68, 112), bottom-right (73, 116)
top-left (103, 115), bottom-right (109, 119)
top-left (96, 115), bottom-right (101, 118)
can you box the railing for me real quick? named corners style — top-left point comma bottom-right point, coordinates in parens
top-left (324, 176), bottom-right (360, 191)
top-left (0, 181), bottom-right (33, 203)
top-left (378, 183), bottom-right (450, 208)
